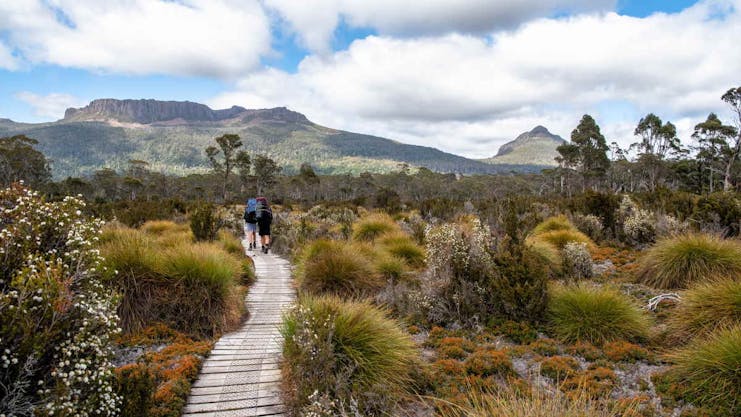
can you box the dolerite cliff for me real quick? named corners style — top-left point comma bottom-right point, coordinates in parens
top-left (62, 98), bottom-right (310, 125)
top-left (0, 98), bottom-right (545, 178)
top-left (482, 125), bottom-right (566, 167)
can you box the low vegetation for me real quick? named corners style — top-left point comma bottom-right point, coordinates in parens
top-left (548, 283), bottom-right (651, 344)
top-left (668, 279), bottom-right (741, 340)
top-left (635, 233), bottom-right (741, 289)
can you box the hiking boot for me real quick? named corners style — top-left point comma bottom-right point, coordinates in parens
top-left (261, 245), bottom-right (266, 253)
top-left (265, 244), bottom-right (270, 254)
top-left (248, 242), bottom-right (253, 251)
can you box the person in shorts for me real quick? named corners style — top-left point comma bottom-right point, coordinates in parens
top-left (255, 197), bottom-right (273, 253)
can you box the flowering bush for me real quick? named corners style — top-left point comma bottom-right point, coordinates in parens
top-left (562, 242), bottom-right (593, 280)
top-left (0, 184), bottom-right (120, 416)
top-left (572, 214), bottom-right (604, 242)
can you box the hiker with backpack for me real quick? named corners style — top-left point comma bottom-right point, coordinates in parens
top-left (243, 198), bottom-right (258, 251)
top-left (255, 196), bottom-right (273, 254)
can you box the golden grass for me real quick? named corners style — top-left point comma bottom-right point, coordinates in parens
top-left (668, 279), bottom-right (741, 340)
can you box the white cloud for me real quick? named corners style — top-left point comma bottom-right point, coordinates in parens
top-left (211, 0), bottom-right (741, 158)
top-left (0, 41), bottom-right (19, 70)
top-left (15, 92), bottom-right (85, 120)
top-left (265, 0), bottom-right (615, 52)
top-left (0, 0), bottom-right (271, 78)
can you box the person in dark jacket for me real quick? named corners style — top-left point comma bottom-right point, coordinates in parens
top-left (243, 198), bottom-right (258, 251)
top-left (255, 197), bottom-right (273, 253)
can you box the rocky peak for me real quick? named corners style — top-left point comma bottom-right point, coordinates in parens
top-left (495, 125), bottom-right (565, 157)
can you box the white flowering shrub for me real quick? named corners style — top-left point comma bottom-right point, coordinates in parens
top-left (421, 216), bottom-right (496, 326)
top-left (572, 214), bottom-right (604, 242)
top-left (655, 214), bottom-right (689, 238)
top-left (623, 209), bottom-right (656, 245)
top-left (0, 184), bottom-right (120, 416)
top-left (561, 242), bottom-right (593, 280)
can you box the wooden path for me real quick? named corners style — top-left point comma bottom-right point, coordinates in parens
top-left (183, 245), bottom-right (294, 417)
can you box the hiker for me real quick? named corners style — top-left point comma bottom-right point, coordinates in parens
top-left (255, 196), bottom-right (273, 254)
top-left (243, 197), bottom-right (258, 251)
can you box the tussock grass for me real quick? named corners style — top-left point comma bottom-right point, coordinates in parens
top-left (282, 295), bottom-right (418, 414)
top-left (352, 213), bottom-right (401, 241)
top-left (667, 326), bottom-right (741, 416)
top-left (297, 239), bottom-right (383, 297)
top-left (217, 229), bottom-right (246, 256)
top-left (669, 279), bottom-right (741, 341)
top-left (635, 233), bottom-right (741, 289)
top-left (141, 220), bottom-right (188, 235)
top-left (532, 215), bottom-right (577, 235)
top-left (372, 251), bottom-right (409, 282)
top-left (100, 225), bottom-right (246, 337)
top-left (529, 229), bottom-right (595, 251)
top-left (378, 233), bottom-right (426, 268)
top-left (435, 383), bottom-right (638, 417)
top-left (527, 239), bottom-right (562, 274)
top-left (548, 284), bottom-right (650, 344)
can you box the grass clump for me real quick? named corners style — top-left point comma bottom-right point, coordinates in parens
top-left (296, 239), bottom-right (383, 297)
top-left (217, 229), bottom-right (245, 256)
top-left (530, 229), bottom-right (595, 251)
top-left (378, 233), bottom-right (426, 268)
top-left (282, 295), bottom-right (418, 415)
top-left (635, 233), bottom-right (741, 289)
top-left (435, 382), bottom-right (637, 417)
top-left (141, 220), bottom-right (187, 235)
top-left (352, 212), bottom-right (401, 241)
top-left (665, 326), bottom-right (741, 416)
top-left (532, 215), bottom-right (577, 235)
top-left (548, 284), bottom-right (651, 344)
top-left (668, 279), bottom-right (741, 340)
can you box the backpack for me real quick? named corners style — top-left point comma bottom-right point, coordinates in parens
top-left (255, 198), bottom-right (272, 221)
top-left (246, 198), bottom-right (257, 213)
top-left (244, 198), bottom-right (258, 223)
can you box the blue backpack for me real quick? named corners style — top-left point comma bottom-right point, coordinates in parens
top-left (243, 198), bottom-right (258, 223)
top-left (246, 198), bottom-right (257, 213)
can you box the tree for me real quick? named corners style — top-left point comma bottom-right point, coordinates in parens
top-left (253, 154), bottom-right (282, 196)
top-left (721, 86), bottom-right (741, 191)
top-left (631, 114), bottom-right (683, 191)
top-left (234, 151), bottom-right (251, 193)
top-left (692, 113), bottom-right (737, 194)
top-left (0, 135), bottom-right (51, 187)
top-left (556, 115), bottom-right (609, 192)
top-left (205, 134), bottom-right (243, 202)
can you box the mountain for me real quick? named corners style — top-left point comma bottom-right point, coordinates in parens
top-left (0, 99), bottom-right (545, 178)
top-left (481, 126), bottom-right (566, 167)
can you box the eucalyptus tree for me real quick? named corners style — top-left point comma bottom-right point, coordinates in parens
top-left (556, 114), bottom-right (610, 193)
top-left (721, 86), bottom-right (741, 191)
top-left (692, 113), bottom-right (737, 193)
top-left (631, 113), bottom-right (683, 191)
top-left (205, 134), bottom-right (249, 202)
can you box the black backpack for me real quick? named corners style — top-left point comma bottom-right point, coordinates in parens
top-left (255, 200), bottom-right (272, 221)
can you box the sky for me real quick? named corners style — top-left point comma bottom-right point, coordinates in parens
top-left (0, 0), bottom-right (739, 158)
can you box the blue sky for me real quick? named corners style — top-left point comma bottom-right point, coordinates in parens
top-left (1, 0), bottom-right (738, 157)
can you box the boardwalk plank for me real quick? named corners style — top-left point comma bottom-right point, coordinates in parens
top-left (184, 245), bottom-right (294, 417)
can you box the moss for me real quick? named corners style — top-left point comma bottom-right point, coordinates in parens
top-left (539, 355), bottom-right (580, 383)
top-left (567, 341), bottom-right (604, 361)
top-left (464, 349), bottom-right (513, 377)
top-left (603, 341), bottom-right (650, 362)
top-left (562, 365), bottom-right (618, 398)
top-left (529, 338), bottom-right (560, 356)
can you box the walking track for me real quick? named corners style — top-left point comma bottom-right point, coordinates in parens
top-left (183, 244), bottom-right (294, 417)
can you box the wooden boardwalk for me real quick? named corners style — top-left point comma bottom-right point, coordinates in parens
top-left (183, 245), bottom-right (294, 417)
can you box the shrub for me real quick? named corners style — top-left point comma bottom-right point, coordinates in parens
top-left (572, 213), bottom-right (604, 242)
top-left (281, 295), bottom-right (418, 415)
top-left (562, 365), bottom-right (618, 398)
top-left (297, 239), bottom-right (383, 297)
top-left (567, 342), bottom-right (604, 361)
top-left (603, 341), bottom-right (649, 362)
top-left (539, 355), bottom-right (580, 382)
top-left (562, 241), bottom-right (593, 280)
top-left (189, 203), bottom-right (219, 241)
top-left (490, 239), bottom-right (550, 323)
top-left (529, 338), bottom-right (560, 356)
top-left (352, 213), bottom-right (401, 241)
top-left (668, 279), bottom-right (741, 340)
top-left (667, 326), bottom-right (741, 416)
top-left (0, 185), bottom-right (120, 416)
top-left (548, 284), bottom-right (651, 344)
top-left (115, 363), bottom-right (155, 417)
top-left (464, 349), bottom-right (513, 377)
top-left (623, 208), bottom-right (656, 245)
top-left (635, 233), bottom-right (741, 289)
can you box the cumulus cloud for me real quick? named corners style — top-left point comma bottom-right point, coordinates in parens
top-left (0, 41), bottom-right (19, 70)
top-left (264, 0), bottom-right (615, 52)
top-left (211, 0), bottom-right (741, 157)
top-left (0, 0), bottom-right (271, 78)
top-left (15, 92), bottom-right (85, 120)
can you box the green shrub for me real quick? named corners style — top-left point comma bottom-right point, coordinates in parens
top-left (115, 363), bottom-right (155, 417)
top-left (635, 233), bottom-right (741, 289)
top-left (189, 203), bottom-right (219, 241)
top-left (490, 240), bottom-right (550, 323)
top-left (668, 279), bottom-right (741, 340)
top-left (297, 239), bottom-right (383, 297)
top-left (693, 192), bottom-right (741, 237)
top-left (352, 213), bottom-right (401, 241)
top-left (548, 284), bottom-right (651, 344)
top-left (667, 326), bottom-right (741, 416)
top-left (282, 295), bottom-right (418, 415)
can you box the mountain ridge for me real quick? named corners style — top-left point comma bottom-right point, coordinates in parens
top-left (481, 125), bottom-right (565, 167)
top-left (1, 99), bottom-right (550, 178)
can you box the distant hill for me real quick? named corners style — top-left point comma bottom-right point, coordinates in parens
top-left (0, 99), bottom-right (545, 178)
top-left (481, 126), bottom-right (566, 167)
